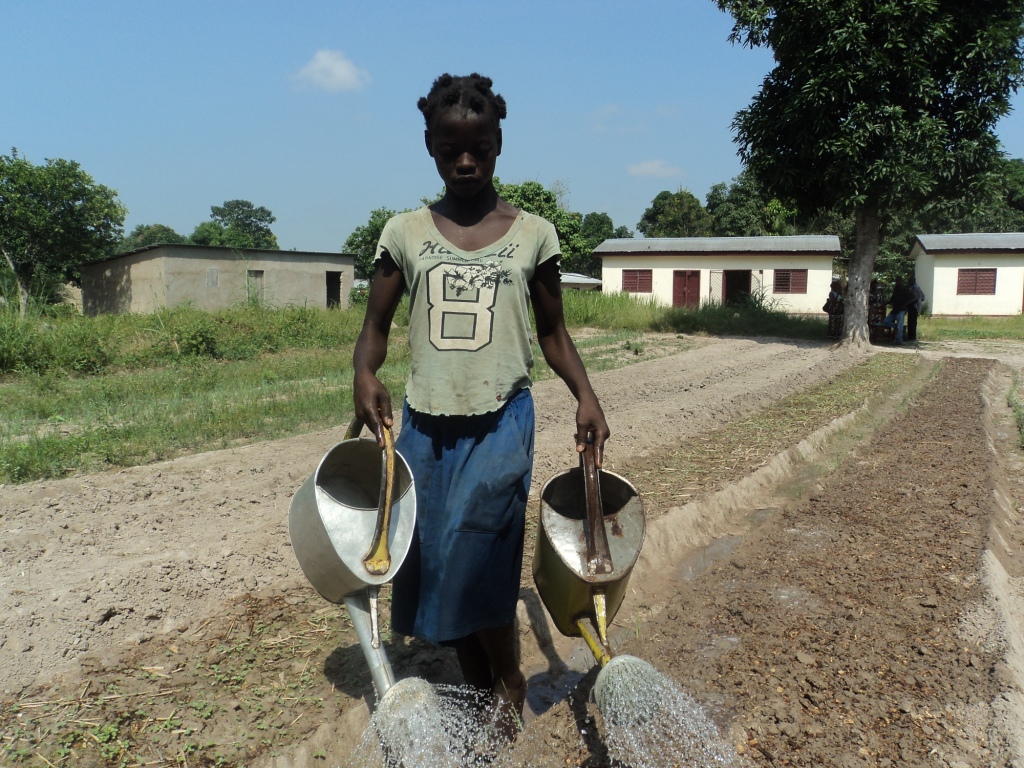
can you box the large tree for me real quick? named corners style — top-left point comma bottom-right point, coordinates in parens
top-left (0, 150), bottom-right (125, 315)
top-left (636, 188), bottom-right (711, 238)
top-left (189, 199), bottom-right (279, 249)
top-left (717, 0), bottom-right (1024, 343)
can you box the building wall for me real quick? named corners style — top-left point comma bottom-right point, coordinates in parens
top-left (601, 254), bottom-right (834, 314)
top-left (80, 250), bottom-right (167, 315)
top-left (912, 250), bottom-right (936, 314)
top-left (927, 252), bottom-right (1024, 315)
top-left (81, 246), bottom-right (355, 315)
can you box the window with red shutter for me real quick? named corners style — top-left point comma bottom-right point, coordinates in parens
top-left (622, 269), bottom-right (653, 293)
top-left (956, 268), bottom-right (997, 295)
top-left (772, 269), bottom-right (808, 294)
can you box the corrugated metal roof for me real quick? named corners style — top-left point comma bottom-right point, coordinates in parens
top-left (82, 242), bottom-right (350, 266)
top-left (593, 235), bottom-right (840, 255)
top-left (560, 272), bottom-right (602, 285)
top-left (914, 233), bottom-right (1024, 252)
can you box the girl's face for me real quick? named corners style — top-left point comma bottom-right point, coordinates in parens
top-left (425, 108), bottom-right (502, 200)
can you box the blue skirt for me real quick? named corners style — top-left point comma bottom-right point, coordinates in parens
top-left (392, 388), bottom-right (535, 645)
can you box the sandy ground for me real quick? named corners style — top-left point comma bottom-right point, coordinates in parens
top-left (3, 335), bottom-right (1024, 767)
top-left (0, 335), bottom-right (858, 694)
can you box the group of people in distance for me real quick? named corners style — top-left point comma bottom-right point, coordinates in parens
top-left (826, 276), bottom-right (926, 344)
top-left (879, 276), bottom-right (925, 344)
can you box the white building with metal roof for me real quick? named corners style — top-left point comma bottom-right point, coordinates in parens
top-left (594, 236), bottom-right (840, 314)
top-left (909, 233), bottom-right (1024, 316)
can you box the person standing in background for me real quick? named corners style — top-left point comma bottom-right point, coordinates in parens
top-left (883, 276), bottom-right (915, 345)
top-left (907, 276), bottom-right (925, 342)
top-left (825, 279), bottom-right (844, 339)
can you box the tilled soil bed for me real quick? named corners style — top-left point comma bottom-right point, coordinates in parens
top-left (611, 356), bottom-right (1021, 767)
top-left (3, 340), bottom-right (1024, 768)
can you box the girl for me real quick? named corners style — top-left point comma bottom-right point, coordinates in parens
top-left (352, 73), bottom-right (609, 740)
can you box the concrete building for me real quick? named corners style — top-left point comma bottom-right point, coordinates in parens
top-left (79, 244), bottom-right (355, 315)
top-left (595, 236), bottom-right (840, 313)
top-left (909, 233), bottom-right (1024, 316)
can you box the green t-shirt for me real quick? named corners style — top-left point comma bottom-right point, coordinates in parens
top-left (375, 207), bottom-right (560, 416)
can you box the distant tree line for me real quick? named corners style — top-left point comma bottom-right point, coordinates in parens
top-left (636, 157), bottom-right (1024, 284)
top-left (0, 146), bottom-right (284, 314)
top-left (120, 199), bottom-right (279, 252)
top-left (346, 154), bottom-right (1024, 285)
top-left (343, 179), bottom-right (635, 282)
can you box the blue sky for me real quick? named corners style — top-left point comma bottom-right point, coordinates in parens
top-left (6, 1), bottom-right (1024, 253)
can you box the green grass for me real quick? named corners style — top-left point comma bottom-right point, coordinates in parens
top-left (559, 288), bottom-right (827, 339)
top-left (0, 347), bottom-right (409, 482)
top-left (917, 313), bottom-right (1024, 341)
top-left (12, 290), bottom-right (1002, 485)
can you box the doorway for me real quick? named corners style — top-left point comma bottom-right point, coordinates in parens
top-left (326, 271), bottom-right (342, 308)
top-left (723, 270), bottom-right (752, 305)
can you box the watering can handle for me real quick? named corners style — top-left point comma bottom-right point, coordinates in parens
top-left (344, 417), bottom-right (397, 576)
top-left (581, 435), bottom-right (614, 576)
top-left (343, 417), bottom-right (367, 441)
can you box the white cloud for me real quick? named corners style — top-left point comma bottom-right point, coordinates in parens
top-left (295, 50), bottom-right (370, 92)
top-left (627, 160), bottom-right (681, 178)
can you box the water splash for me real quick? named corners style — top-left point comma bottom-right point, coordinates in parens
top-left (346, 680), bottom-right (513, 768)
top-left (594, 655), bottom-right (742, 768)
top-left (345, 662), bottom-right (741, 768)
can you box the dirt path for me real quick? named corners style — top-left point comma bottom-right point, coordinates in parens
top-left (3, 337), bottom-right (1024, 768)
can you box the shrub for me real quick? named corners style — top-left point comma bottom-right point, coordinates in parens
top-left (42, 319), bottom-right (110, 373)
top-left (0, 311), bottom-right (37, 373)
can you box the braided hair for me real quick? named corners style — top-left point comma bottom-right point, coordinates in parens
top-left (417, 73), bottom-right (507, 131)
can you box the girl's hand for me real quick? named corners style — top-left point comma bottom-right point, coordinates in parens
top-left (353, 371), bottom-right (393, 448)
top-left (575, 396), bottom-right (610, 467)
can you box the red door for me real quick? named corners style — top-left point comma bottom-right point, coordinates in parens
top-left (673, 270), bottom-right (700, 308)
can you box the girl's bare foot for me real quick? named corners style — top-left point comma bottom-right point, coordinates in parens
top-left (490, 672), bottom-right (526, 743)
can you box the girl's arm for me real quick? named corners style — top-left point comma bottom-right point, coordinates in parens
top-left (528, 257), bottom-right (611, 465)
top-left (352, 252), bottom-right (405, 447)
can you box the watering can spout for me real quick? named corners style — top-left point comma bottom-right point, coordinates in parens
top-left (345, 591), bottom-right (396, 698)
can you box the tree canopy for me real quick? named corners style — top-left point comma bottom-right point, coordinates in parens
top-left (493, 179), bottom-right (594, 274)
top-left (705, 170), bottom-right (796, 237)
top-left (636, 188), bottom-right (710, 238)
top-left (716, 0), bottom-right (1024, 343)
top-left (189, 199), bottom-right (279, 250)
top-left (120, 223), bottom-right (186, 252)
top-left (344, 207), bottom-right (396, 280)
top-left (0, 149), bottom-right (125, 315)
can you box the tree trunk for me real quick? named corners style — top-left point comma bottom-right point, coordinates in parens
top-left (0, 247), bottom-right (30, 318)
top-left (842, 206), bottom-right (880, 346)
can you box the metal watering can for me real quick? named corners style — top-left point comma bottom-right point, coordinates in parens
top-left (288, 418), bottom-right (416, 698)
top-left (532, 440), bottom-right (646, 668)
